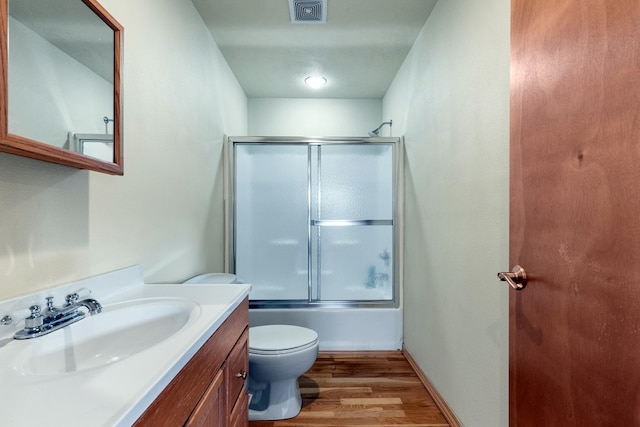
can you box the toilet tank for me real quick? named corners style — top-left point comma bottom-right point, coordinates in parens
top-left (183, 273), bottom-right (238, 284)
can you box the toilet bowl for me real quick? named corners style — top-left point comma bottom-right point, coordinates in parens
top-left (182, 274), bottom-right (319, 421)
top-left (247, 325), bottom-right (319, 420)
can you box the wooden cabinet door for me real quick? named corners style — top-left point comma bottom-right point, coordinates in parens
top-left (227, 329), bottom-right (249, 408)
top-left (510, 0), bottom-right (640, 424)
top-left (185, 368), bottom-right (225, 427)
top-left (227, 328), bottom-right (249, 427)
top-left (229, 391), bottom-right (249, 427)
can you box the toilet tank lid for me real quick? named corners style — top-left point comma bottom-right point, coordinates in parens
top-left (249, 325), bottom-right (318, 352)
top-left (183, 273), bottom-right (237, 284)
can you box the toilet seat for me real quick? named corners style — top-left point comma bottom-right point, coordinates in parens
top-left (249, 325), bottom-right (319, 355)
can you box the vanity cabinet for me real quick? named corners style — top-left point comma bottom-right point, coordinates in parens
top-left (134, 298), bottom-right (249, 426)
top-left (185, 368), bottom-right (225, 426)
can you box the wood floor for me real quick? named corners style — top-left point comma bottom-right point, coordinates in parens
top-left (249, 352), bottom-right (451, 427)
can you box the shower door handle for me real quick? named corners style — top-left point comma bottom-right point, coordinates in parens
top-left (497, 265), bottom-right (527, 290)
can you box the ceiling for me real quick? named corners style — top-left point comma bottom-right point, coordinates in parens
top-left (191, 0), bottom-right (438, 99)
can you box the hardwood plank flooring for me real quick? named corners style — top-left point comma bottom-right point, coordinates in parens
top-left (249, 352), bottom-right (451, 427)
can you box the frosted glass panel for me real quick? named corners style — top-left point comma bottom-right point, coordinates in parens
top-left (232, 140), bottom-right (397, 305)
top-left (314, 144), bottom-right (393, 220)
top-left (314, 226), bottom-right (393, 301)
top-left (235, 144), bottom-right (308, 300)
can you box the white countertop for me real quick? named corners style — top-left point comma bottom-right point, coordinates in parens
top-left (0, 266), bottom-right (251, 426)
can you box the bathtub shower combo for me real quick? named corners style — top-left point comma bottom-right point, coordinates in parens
top-left (227, 137), bottom-right (403, 350)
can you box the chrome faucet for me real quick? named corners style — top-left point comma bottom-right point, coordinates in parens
top-left (14, 290), bottom-right (102, 340)
top-left (46, 293), bottom-right (102, 317)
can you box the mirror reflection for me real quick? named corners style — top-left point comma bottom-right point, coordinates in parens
top-left (9, 0), bottom-right (114, 158)
top-left (1, 0), bottom-right (123, 174)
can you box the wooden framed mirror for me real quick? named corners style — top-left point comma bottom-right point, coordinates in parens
top-left (0, 0), bottom-right (123, 174)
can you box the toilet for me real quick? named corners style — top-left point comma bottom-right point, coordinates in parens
top-left (247, 324), bottom-right (318, 420)
top-left (183, 273), bottom-right (239, 285)
top-left (183, 273), bottom-right (319, 421)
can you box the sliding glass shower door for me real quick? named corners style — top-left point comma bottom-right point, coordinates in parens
top-left (231, 138), bottom-right (400, 307)
top-left (234, 143), bottom-right (309, 300)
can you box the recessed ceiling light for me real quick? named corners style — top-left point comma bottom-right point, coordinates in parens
top-left (305, 76), bottom-right (327, 89)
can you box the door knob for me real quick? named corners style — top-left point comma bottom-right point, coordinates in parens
top-left (497, 265), bottom-right (527, 290)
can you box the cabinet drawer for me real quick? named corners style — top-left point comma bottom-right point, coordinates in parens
top-left (227, 328), bottom-right (249, 406)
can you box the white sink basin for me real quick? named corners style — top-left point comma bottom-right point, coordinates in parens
top-left (13, 297), bottom-right (200, 375)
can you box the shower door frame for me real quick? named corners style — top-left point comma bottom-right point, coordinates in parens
top-left (225, 136), bottom-right (404, 309)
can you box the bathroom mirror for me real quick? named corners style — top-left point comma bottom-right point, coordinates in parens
top-left (0, 0), bottom-right (123, 174)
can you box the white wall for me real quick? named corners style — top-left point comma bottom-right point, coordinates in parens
top-left (384, 0), bottom-right (510, 425)
top-left (248, 98), bottom-right (381, 136)
top-left (0, 0), bottom-right (247, 299)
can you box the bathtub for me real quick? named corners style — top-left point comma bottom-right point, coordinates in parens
top-left (249, 306), bottom-right (403, 351)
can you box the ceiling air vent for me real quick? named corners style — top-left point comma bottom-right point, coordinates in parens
top-left (289, 0), bottom-right (327, 24)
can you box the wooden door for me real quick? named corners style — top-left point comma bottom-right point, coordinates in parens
top-left (185, 368), bottom-right (226, 427)
top-left (510, 0), bottom-right (640, 425)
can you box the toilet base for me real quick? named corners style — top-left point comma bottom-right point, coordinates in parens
top-left (247, 378), bottom-right (303, 421)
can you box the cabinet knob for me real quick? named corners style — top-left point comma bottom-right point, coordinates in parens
top-left (235, 371), bottom-right (247, 380)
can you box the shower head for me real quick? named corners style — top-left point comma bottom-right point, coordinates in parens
top-left (368, 120), bottom-right (393, 137)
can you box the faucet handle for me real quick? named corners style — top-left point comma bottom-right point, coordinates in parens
top-left (25, 305), bottom-right (43, 330)
top-left (1, 307), bottom-right (32, 326)
top-left (45, 296), bottom-right (56, 312)
top-left (65, 288), bottom-right (91, 305)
